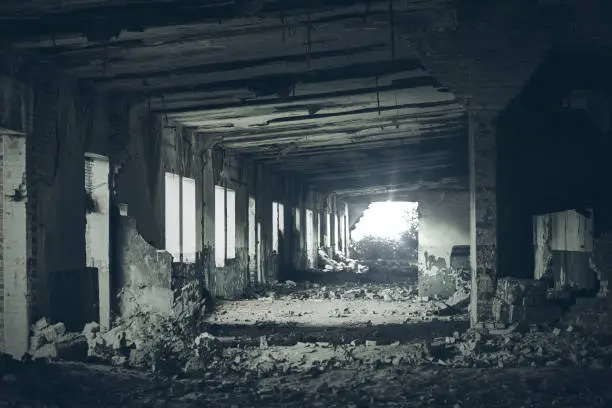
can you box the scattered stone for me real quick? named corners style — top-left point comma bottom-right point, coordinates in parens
top-left (41, 323), bottom-right (66, 343)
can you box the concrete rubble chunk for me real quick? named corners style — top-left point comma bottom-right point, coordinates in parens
top-left (83, 322), bottom-right (101, 339)
top-left (41, 322), bottom-right (66, 343)
top-left (32, 317), bottom-right (50, 332)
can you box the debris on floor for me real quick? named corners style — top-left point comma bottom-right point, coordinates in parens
top-left (261, 280), bottom-right (420, 301)
top-left (4, 275), bottom-right (612, 407)
top-left (29, 318), bottom-right (88, 361)
top-left (318, 247), bottom-right (368, 273)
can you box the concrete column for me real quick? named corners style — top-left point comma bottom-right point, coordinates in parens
top-left (0, 133), bottom-right (29, 358)
top-left (469, 108), bottom-right (499, 325)
top-left (418, 191), bottom-right (470, 298)
top-left (85, 153), bottom-right (111, 331)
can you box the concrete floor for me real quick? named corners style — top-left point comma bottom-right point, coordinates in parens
top-left (4, 278), bottom-right (610, 407)
top-left (4, 362), bottom-right (612, 407)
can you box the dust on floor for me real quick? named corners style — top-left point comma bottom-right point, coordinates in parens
top-left (2, 362), bottom-right (612, 408)
top-left (3, 280), bottom-right (612, 407)
top-left (210, 280), bottom-right (463, 327)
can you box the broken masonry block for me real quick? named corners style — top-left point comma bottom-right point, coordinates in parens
top-left (32, 317), bottom-right (50, 333)
top-left (41, 323), bottom-right (66, 343)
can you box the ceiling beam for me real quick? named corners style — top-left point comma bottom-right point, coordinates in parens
top-left (271, 155), bottom-right (454, 176)
top-left (88, 43), bottom-right (397, 84)
top-left (152, 76), bottom-right (443, 113)
top-left (220, 121), bottom-right (464, 149)
top-left (0, 0), bottom-right (431, 41)
top-left (312, 166), bottom-right (459, 193)
top-left (236, 129), bottom-right (465, 159)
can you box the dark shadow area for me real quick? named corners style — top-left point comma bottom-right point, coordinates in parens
top-left (497, 46), bottom-right (612, 280)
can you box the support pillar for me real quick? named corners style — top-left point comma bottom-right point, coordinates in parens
top-left (469, 108), bottom-right (498, 325)
top-left (0, 132), bottom-right (29, 358)
top-left (85, 153), bottom-right (111, 331)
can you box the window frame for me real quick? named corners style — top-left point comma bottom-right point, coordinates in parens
top-left (215, 184), bottom-right (236, 267)
top-left (164, 172), bottom-right (197, 264)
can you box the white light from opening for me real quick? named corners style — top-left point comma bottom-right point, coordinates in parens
top-left (352, 201), bottom-right (418, 241)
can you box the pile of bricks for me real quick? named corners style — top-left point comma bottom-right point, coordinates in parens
top-left (28, 318), bottom-right (88, 361)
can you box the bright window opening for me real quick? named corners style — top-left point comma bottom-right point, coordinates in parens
top-left (325, 212), bottom-right (331, 247)
top-left (306, 209), bottom-right (315, 267)
top-left (226, 189), bottom-right (236, 260)
top-left (164, 172), bottom-right (196, 263)
top-left (294, 207), bottom-right (301, 231)
top-left (351, 201), bottom-right (419, 262)
top-left (214, 186), bottom-right (225, 267)
top-left (214, 185), bottom-right (236, 267)
top-left (181, 177), bottom-right (197, 262)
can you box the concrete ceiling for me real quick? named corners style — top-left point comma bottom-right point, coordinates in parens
top-left (0, 0), bottom-right (469, 196)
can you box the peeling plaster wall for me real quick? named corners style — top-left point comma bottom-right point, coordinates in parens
top-left (533, 210), bottom-right (595, 290)
top-left (418, 191), bottom-right (470, 297)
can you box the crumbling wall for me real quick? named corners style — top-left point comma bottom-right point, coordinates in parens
top-left (115, 216), bottom-right (173, 317)
top-left (418, 191), bottom-right (470, 298)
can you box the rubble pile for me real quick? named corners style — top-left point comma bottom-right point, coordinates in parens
top-left (318, 247), bottom-right (368, 273)
top-left (24, 283), bottom-right (215, 376)
top-left (367, 259), bottom-right (419, 275)
top-left (426, 323), bottom-right (612, 369)
top-left (220, 321), bottom-right (612, 376)
top-left (250, 280), bottom-right (420, 302)
top-left (87, 282), bottom-right (213, 374)
top-left (28, 318), bottom-right (88, 361)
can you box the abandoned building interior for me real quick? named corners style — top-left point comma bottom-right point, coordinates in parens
top-left (1, 0), bottom-right (612, 406)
